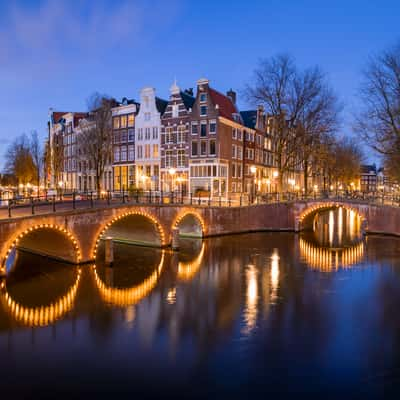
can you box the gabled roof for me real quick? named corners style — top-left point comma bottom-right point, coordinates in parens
top-left (155, 97), bottom-right (168, 115)
top-left (51, 112), bottom-right (68, 124)
top-left (240, 110), bottom-right (257, 129)
top-left (180, 91), bottom-right (195, 110)
top-left (208, 88), bottom-right (240, 122)
top-left (360, 164), bottom-right (377, 174)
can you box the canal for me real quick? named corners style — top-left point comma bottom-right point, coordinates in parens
top-left (1, 207), bottom-right (400, 398)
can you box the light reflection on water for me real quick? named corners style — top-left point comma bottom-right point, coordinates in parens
top-left (1, 226), bottom-right (400, 397)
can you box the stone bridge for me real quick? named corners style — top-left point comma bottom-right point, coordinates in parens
top-left (1, 199), bottom-right (399, 274)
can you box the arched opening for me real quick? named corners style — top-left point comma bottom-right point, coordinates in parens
top-left (174, 212), bottom-right (204, 238)
top-left (93, 248), bottom-right (165, 307)
top-left (93, 212), bottom-right (165, 259)
top-left (299, 205), bottom-right (364, 248)
top-left (2, 225), bottom-right (81, 273)
top-left (1, 253), bottom-right (80, 326)
top-left (177, 240), bottom-right (205, 281)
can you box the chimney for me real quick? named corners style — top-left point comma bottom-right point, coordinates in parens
top-left (226, 89), bottom-right (236, 105)
top-left (256, 104), bottom-right (265, 130)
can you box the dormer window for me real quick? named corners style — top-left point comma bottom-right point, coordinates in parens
top-left (200, 93), bottom-right (207, 103)
top-left (200, 105), bottom-right (207, 117)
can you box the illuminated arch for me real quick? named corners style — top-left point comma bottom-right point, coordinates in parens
top-left (177, 242), bottom-right (206, 281)
top-left (92, 210), bottom-right (166, 259)
top-left (172, 209), bottom-right (206, 238)
top-left (92, 251), bottom-right (165, 307)
top-left (299, 238), bottom-right (364, 272)
top-left (0, 268), bottom-right (81, 326)
top-left (298, 202), bottom-right (366, 231)
top-left (1, 224), bottom-right (82, 271)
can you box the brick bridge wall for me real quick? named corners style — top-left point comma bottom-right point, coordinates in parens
top-left (1, 200), bottom-right (400, 271)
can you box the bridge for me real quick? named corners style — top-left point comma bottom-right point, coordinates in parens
top-left (1, 197), bottom-right (400, 275)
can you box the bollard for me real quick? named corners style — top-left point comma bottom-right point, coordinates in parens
top-left (105, 237), bottom-right (114, 264)
top-left (171, 227), bottom-right (180, 250)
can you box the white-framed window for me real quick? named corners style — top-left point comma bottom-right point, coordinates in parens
top-left (128, 128), bottom-right (135, 142)
top-left (232, 144), bottom-right (236, 159)
top-left (138, 128), bottom-right (143, 140)
top-left (145, 144), bottom-right (150, 158)
top-left (200, 93), bottom-right (207, 103)
top-left (201, 141), bottom-right (207, 156)
top-left (145, 128), bottom-right (151, 140)
top-left (200, 122), bottom-right (207, 137)
top-left (121, 146), bottom-right (127, 161)
top-left (166, 127), bottom-right (174, 143)
top-left (165, 150), bottom-right (173, 167)
top-left (152, 127), bottom-right (158, 139)
top-left (232, 128), bottom-right (237, 139)
top-left (237, 147), bottom-right (243, 160)
top-left (191, 122), bottom-right (198, 135)
top-left (137, 145), bottom-right (142, 159)
top-left (200, 105), bottom-right (207, 116)
top-left (237, 129), bottom-right (242, 141)
top-left (177, 125), bottom-right (185, 143)
top-left (128, 145), bottom-right (134, 161)
top-left (209, 140), bottom-right (216, 155)
top-left (191, 141), bottom-right (198, 156)
top-left (114, 147), bottom-right (120, 162)
top-left (153, 144), bottom-right (159, 158)
top-left (209, 120), bottom-right (216, 134)
top-left (177, 149), bottom-right (185, 167)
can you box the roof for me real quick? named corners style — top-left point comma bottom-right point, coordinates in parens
top-left (51, 112), bottom-right (68, 124)
top-left (51, 111), bottom-right (87, 125)
top-left (180, 91), bottom-right (195, 110)
top-left (208, 87), bottom-right (240, 122)
top-left (360, 164), bottom-right (377, 174)
top-left (155, 97), bottom-right (168, 115)
top-left (240, 110), bottom-right (257, 129)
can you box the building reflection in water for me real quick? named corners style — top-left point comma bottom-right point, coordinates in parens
top-left (243, 264), bottom-right (258, 335)
top-left (270, 249), bottom-right (280, 303)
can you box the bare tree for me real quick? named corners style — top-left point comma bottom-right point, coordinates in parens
top-left (77, 93), bottom-right (114, 194)
top-left (245, 54), bottom-right (340, 192)
top-left (30, 130), bottom-right (43, 186)
top-left (356, 41), bottom-right (400, 160)
top-left (293, 67), bottom-right (341, 193)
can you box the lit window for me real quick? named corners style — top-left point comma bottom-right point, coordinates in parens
top-left (153, 144), bottom-right (159, 158)
top-left (177, 150), bottom-right (185, 167)
top-left (113, 117), bottom-right (120, 129)
top-left (128, 114), bottom-right (134, 127)
top-left (120, 115), bottom-right (127, 128)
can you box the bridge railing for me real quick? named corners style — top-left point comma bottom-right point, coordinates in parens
top-left (1, 190), bottom-right (400, 219)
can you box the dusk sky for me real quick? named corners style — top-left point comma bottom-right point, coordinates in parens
top-left (0, 0), bottom-right (399, 168)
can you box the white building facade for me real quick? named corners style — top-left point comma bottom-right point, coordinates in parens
top-left (134, 87), bottom-right (167, 191)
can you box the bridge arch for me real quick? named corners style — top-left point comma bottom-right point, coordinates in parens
top-left (297, 202), bottom-right (367, 232)
top-left (92, 250), bottom-right (165, 307)
top-left (93, 210), bottom-right (166, 259)
top-left (172, 210), bottom-right (205, 238)
top-left (1, 223), bottom-right (82, 272)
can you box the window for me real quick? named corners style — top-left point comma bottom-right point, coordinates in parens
top-left (177, 150), bottom-right (185, 167)
top-left (200, 93), bottom-right (207, 103)
top-left (152, 127), bottom-right (158, 139)
top-left (146, 165), bottom-right (151, 177)
top-left (209, 120), bottom-right (216, 133)
top-left (114, 131), bottom-right (120, 144)
top-left (121, 130), bottom-right (127, 143)
top-left (165, 150), bottom-right (173, 167)
top-left (201, 141), bottom-right (207, 156)
top-left (113, 117), bottom-right (120, 129)
top-left (232, 128), bottom-right (237, 139)
top-left (145, 144), bottom-right (151, 158)
top-left (209, 140), bottom-right (216, 155)
top-left (128, 145), bottom-right (134, 161)
top-left (232, 144), bottom-right (236, 158)
top-left (232, 163), bottom-right (236, 178)
top-left (128, 114), bottom-right (134, 127)
top-left (237, 129), bottom-right (242, 141)
top-left (237, 147), bottom-right (243, 160)
top-left (145, 112), bottom-right (151, 121)
top-left (145, 128), bottom-right (151, 140)
top-left (138, 128), bottom-right (143, 140)
top-left (114, 147), bottom-right (120, 162)
top-left (191, 122), bottom-right (198, 135)
top-left (153, 144), bottom-right (159, 158)
top-left (172, 104), bottom-right (179, 118)
top-left (120, 115), bottom-right (127, 128)
top-left (200, 105), bottom-right (207, 116)
top-left (177, 125), bottom-right (185, 143)
top-left (121, 146), bottom-right (127, 161)
top-left (200, 122), bottom-right (207, 137)
top-left (192, 141), bottom-right (198, 156)
top-left (128, 128), bottom-right (135, 142)
top-left (137, 145), bottom-right (143, 159)
top-left (237, 164), bottom-right (242, 178)
top-left (166, 127), bottom-right (174, 143)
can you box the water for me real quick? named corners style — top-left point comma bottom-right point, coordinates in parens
top-left (2, 208), bottom-right (400, 398)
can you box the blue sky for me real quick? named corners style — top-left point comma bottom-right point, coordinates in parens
top-left (0, 0), bottom-right (399, 167)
